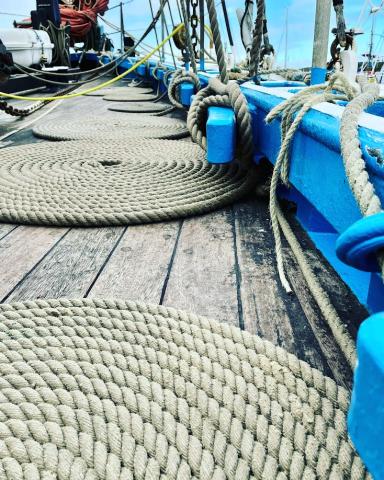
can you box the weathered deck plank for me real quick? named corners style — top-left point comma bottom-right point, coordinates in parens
top-left (0, 226), bottom-right (68, 302)
top-left (162, 209), bottom-right (240, 326)
top-left (89, 222), bottom-right (180, 303)
top-left (7, 227), bottom-right (123, 302)
top-left (234, 200), bottom-right (334, 375)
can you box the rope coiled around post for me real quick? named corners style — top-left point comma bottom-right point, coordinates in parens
top-left (168, 69), bottom-right (201, 109)
top-left (187, 77), bottom-right (254, 166)
top-left (0, 298), bottom-right (368, 479)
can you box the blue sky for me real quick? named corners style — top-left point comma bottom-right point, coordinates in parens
top-left (0, 0), bottom-right (383, 67)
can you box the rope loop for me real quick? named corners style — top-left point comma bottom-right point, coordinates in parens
top-left (168, 69), bottom-right (201, 109)
top-left (187, 77), bottom-right (254, 166)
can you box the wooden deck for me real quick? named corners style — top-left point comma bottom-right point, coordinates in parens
top-left (0, 86), bottom-right (367, 389)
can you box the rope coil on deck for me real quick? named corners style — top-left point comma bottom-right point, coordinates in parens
top-left (168, 69), bottom-right (201, 109)
top-left (33, 115), bottom-right (189, 141)
top-left (187, 77), bottom-right (254, 166)
top-left (0, 140), bottom-right (254, 227)
top-left (0, 298), bottom-right (367, 479)
top-left (108, 101), bottom-right (172, 114)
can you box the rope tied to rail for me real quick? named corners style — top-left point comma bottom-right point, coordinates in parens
top-left (168, 69), bottom-right (201, 109)
top-left (0, 297), bottom-right (368, 479)
top-left (265, 73), bottom-right (362, 368)
top-left (340, 76), bottom-right (384, 277)
top-left (187, 77), bottom-right (254, 166)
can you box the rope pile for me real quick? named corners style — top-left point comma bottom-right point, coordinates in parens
top-left (60, 0), bottom-right (109, 41)
top-left (188, 77), bottom-right (254, 166)
top-left (108, 101), bottom-right (172, 114)
top-left (33, 115), bottom-right (189, 141)
top-left (168, 69), bottom-right (201, 109)
top-left (0, 298), bottom-right (367, 479)
top-left (0, 140), bottom-right (254, 227)
top-left (84, 86), bottom-right (154, 97)
top-left (103, 90), bottom-right (159, 102)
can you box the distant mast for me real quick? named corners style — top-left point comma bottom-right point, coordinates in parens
top-left (311, 0), bottom-right (332, 84)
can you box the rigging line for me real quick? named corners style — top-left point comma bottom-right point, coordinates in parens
top-left (105, 0), bottom-right (133, 11)
top-left (0, 12), bottom-right (29, 17)
top-left (163, 1), bottom-right (177, 68)
top-left (175, 0), bottom-right (183, 23)
top-left (148, 0), bottom-right (161, 47)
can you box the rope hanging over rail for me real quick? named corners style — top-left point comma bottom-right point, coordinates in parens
top-left (0, 298), bottom-right (367, 479)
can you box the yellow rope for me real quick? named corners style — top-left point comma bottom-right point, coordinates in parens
top-left (0, 24), bottom-right (184, 102)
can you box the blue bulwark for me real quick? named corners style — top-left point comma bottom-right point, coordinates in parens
top-left (206, 107), bottom-right (236, 164)
top-left (180, 83), bottom-right (195, 107)
top-left (349, 313), bottom-right (384, 479)
top-left (311, 67), bottom-right (327, 85)
top-left (137, 64), bottom-right (147, 77)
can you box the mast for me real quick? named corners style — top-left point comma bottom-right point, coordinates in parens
top-left (311, 0), bottom-right (332, 84)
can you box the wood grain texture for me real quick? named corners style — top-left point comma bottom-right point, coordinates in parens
top-left (0, 224), bottom-right (17, 241)
top-left (89, 222), bottom-right (180, 303)
top-left (162, 209), bottom-right (240, 326)
top-left (7, 227), bottom-right (123, 302)
top-left (233, 200), bottom-right (334, 376)
top-left (0, 226), bottom-right (68, 301)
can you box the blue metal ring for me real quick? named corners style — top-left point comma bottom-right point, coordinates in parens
top-left (336, 213), bottom-right (384, 272)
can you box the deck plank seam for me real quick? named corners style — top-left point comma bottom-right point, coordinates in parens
top-left (85, 226), bottom-right (128, 298)
top-left (231, 206), bottom-right (245, 330)
top-left (1, 227), bottom-right (71, 303)
top-left (159, 220), bottom-right (184, 305)
top-left (0, 226), bottom-right (18, 242)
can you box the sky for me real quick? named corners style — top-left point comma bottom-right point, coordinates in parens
top-left (0, 0), bottom-right (383, 67)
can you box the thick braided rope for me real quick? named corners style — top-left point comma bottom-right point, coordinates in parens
top-left (108, 101), bottom-right (172, 114)
top-left (249, 0), bottom-right (265, 79)
top-left (340, 80), bottom-right (381, 217)
top-left (103, 91), bottom-right (159, 102)
top-left (85, 87), bottom-right (154, 97)
top-left (168, 69), bottom-right (201, 109)
top-left (187, 77), bottom-right (254, 166)
top-left (340, 78), bottom-right (384, 278)
top-left (0, 298), bottom-right (368, 479)
top-left (0, 140), bottom-right (255, 227)
top-left (33, 115), bottom-right (189, 141)
top-left (205, 0), bottom-right (229, 84)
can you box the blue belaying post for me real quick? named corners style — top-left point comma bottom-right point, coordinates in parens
top-left (311, 0), bottom-right (332, 85)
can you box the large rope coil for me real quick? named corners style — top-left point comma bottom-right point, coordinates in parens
top-left (168, 69), bottom-right (201, 109)
top-left (0, 298), bottom-right (368, 479)
top-left (187, 77), bottom-right (254, 166)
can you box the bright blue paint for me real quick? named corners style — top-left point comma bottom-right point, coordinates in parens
top-left (180, 83), bottom-right (195, 106)
top-left (157, 69), bottom-right (165, 80)
top-left (206, 107), bottom-right (236, 164)
top-left (336, 213), bottom-right (384, 272)
top-left (311, 67), bottom-right (327, 85)
top-left (136, 64), bottom-right (147, 76)
top-left (349, 313), bottom-right (384, 480)
top-left (260, 81), bottom-right (306, 88)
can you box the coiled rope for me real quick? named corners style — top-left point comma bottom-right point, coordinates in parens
top-left (0, 140), bottom-right (254, 227)
top-left (187, 77), bottom-right (254, 166)
top-left (249, 0), bottom-right (265, 80)
top-left (33, 115), bottom-right (189, 141)
top-left (0, 298), bottom-right (368, 479)
top-left (168, 69), bottom-right (201, 109)
top-left (108, 101), bottom-right (172, 114)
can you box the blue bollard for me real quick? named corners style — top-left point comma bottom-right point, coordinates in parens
top-left (137, 64), bottom-right (147, 77)
top-left (206, 106), bottom-right (236, 164)
top-left (310, 67), bottom-right (327, 85)
top-left (180, 83), bottom-right (195, 107)
top-left (349, 313), bottom-right (384, 479)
